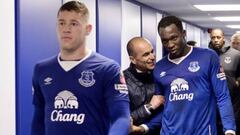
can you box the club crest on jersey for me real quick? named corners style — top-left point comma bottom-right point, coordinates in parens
top-left (224, 56), bottom-right (231, 64)
top-left (188, 61), bottom-right (200, 72)
top-left (79, 71), bottom-right (95, 87)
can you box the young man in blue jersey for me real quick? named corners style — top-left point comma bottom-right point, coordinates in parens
top-left (154, 15), bottom-right (236, 135)
top-left (31, 1), bottom-right (130, 135)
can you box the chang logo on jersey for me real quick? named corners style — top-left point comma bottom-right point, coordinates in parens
top-left (169, 78), bottom-right (194, 102)
top-left (188, 61), bottom-right (200, 72)
top-left (224, 56), bottom-right (231, 64)
top-left (51, 90), bottom-right (85, 124)
top-left (79, 71), bottom-right (95, 87)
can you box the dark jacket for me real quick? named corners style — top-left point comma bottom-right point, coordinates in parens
top-left (124, 64), bottom-right (161, 135)
top-left (209, 45), bottom-right (240, 132)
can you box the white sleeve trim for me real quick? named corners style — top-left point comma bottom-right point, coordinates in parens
top-left (144, 104), bottom-right (152, 115)
top-left (225, 130), bottom-right (235, 135)
top-left (140, 124), bottom-right (149, 134)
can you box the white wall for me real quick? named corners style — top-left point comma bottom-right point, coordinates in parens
top-left (0, 0), bottom-right (16, 135)
top-left (194, 27), bottom-right (201, 47)
top-left (156, 13), bottom-right (163, 61)
top-left (121, 0), bottom-right (141, 70)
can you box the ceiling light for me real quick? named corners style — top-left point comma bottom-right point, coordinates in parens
top-left (227, 25), bottom-right (240, 29)
top-left (236, 31), bottom-right (240, 33)
top-left (214, 17), bottom-right (240, 21)
top-left (194, 5), bottom-right (240, 11)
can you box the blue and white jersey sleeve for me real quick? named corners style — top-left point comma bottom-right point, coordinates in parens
top-left (31, 63), bottom-right (45, 135)
top-left (102, 62), bottom-right (130, 135)
top-left (209, 51), bottom-right (236, 132)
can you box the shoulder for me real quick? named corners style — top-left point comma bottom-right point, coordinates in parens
top-left (93, 52), bottom-right (119, 64)
top-left (34, 55), bottom-right (58, 69)
top-left (229, 48), bottom-right (240, 57)
top-left (194, 47), bottom-right (217, 55)
top-left (91, 52), bottom-right (120, 71)
top-left (123, 68), bottom-right (137, 84)
top-left (123, 68), bottom-right (131, 78)
top-left (156, 55), bottom-right (168, 66)
top-left (193, 47), bottom-right (219, 59)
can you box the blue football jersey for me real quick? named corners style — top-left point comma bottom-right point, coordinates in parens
top-left (32, 52), bottom-right (129, 135)
top-left (153, 47), bottom-right (235, 135)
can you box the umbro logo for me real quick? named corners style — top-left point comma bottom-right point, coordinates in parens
top-left (44, 77), bottom-right (52, 85)
top-left (160, 71), bottom-right (166, 78)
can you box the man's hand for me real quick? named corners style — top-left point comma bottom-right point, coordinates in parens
top-left (129, 125), bottom-right (145, 134)
top-left (129, 116), bottom-right (145, 134)
top-left (236, 80), bottom-right (239, 87)
top-left (149, 95), bottom-right (165, 110)
top-left (225, 133), bottom-right (234, 135)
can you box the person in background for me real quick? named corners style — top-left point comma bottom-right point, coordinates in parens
top-left (124, 37), bottom-right (164, 135)
top-left (231, 33), bottom-right (240, 51)
top-left (187, 40), bottom-right (197, 46)
top-left (210, 28), bottom-right (240, 135)
top-left (31, 1), bottom-right (130, 135)
top-left (155, 15), bottom-right (236, 135)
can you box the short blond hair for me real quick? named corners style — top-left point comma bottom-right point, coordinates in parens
top-left (57, 1), bottom-right (89, 22)
top-left (231, 33), bottom-right (240, 41)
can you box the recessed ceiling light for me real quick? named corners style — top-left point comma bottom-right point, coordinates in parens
top-left (194, 5), bottom-right (240, 11)
top-left (214, 17), bottom-right (240, 21)
top-left (227, 25), bottom-right (240, 29)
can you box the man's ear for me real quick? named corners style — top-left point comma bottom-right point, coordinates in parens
top-left (129, 56), bottom-right (136, 64)
top-left (183, 30), bottom-right (186, 37)
top-left (85, 24), bottom-right (92, 35)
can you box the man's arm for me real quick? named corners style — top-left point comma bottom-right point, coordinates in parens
top-left (131, 95), bottom-right (164, 123)
top-left (103, 63), bottom-right (130, 135)
top-left (31, 105), bottom-right (45, 135)
top-left (31, 64), bottom-right (45, 135)
top-left (210, 52), bottom-right (236, 134)
top-left (130, 106), bottom-right (163, 134)
top-left (235, 54), bottom-right (240, 88)
top-left (149, 95), bottom-right (165, 110)
top-left (108, 101), bottom-right (130, 135)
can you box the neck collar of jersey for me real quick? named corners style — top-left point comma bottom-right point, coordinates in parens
top-left (168, 46), bottom-right (193, 65)
top-left (58, 50), bottom-right (92, 72)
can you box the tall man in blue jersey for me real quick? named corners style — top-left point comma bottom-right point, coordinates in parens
top-left (31, 1), bottom-right (130, 135)
top-left (154, 15), bottom-right (236, 135)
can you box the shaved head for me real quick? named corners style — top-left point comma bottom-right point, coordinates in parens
top-left (127, 37), bottom-right (152, 56)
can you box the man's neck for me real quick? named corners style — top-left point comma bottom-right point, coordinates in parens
top-left (60, 47), bottom-right (90, 61)
top-left (130, 64), bottom-right (149, 73)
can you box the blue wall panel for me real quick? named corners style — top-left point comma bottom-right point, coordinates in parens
top-left (98, 0), bottom-right (122, 64)
top-left (142, 7), bottom-right (157, 50)
top-left (16, 0), bottom-right (61, 134)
